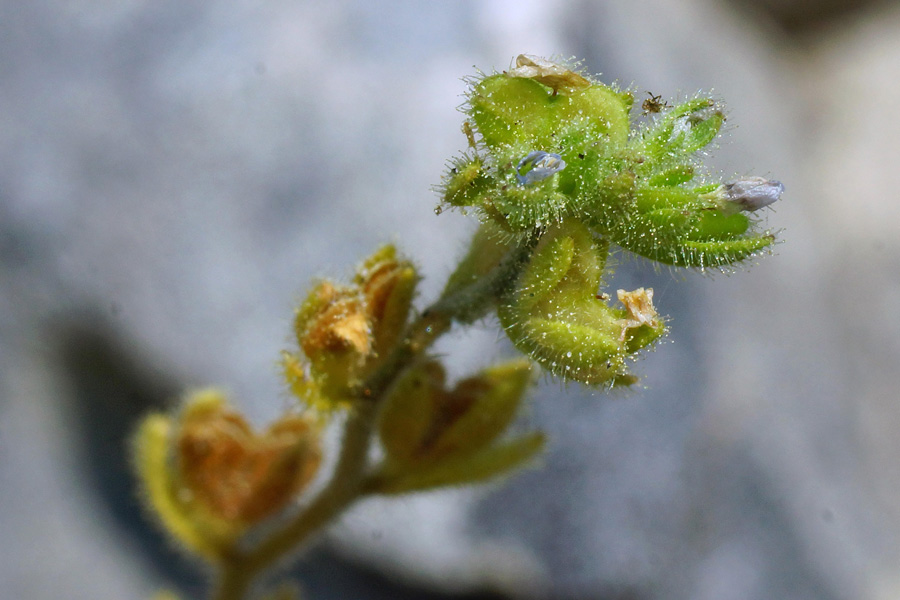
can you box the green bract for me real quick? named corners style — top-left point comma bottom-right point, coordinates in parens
top-left (441, 55), bottom-right (779, 269)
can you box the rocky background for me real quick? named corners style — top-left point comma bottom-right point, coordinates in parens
top-left (3, 1), bottom-right (900, 599)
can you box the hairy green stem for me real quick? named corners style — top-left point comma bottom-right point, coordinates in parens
top-left (430, 231), bottom-right (539, 323)
top-left (212, 556), bottom-right (255, 600)
top-left (354, 308), bottom-right (452, 403)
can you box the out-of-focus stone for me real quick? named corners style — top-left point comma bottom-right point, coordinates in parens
top-left (4, 1), bottom-right (900, 600)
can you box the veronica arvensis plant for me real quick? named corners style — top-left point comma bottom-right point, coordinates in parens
top-left (133, 55), bottom-right (782, 600)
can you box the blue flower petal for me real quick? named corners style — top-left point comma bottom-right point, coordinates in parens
top-left (516, 151), bottom-right (566, 185)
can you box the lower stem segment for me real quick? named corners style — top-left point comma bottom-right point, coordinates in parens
top-left (212, 558), bottom-right (255, 600)
top-left (210, 234), bottom-right (537, 599)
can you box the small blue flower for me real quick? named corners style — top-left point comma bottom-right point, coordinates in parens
top-left (720, 177), bottom-right (784, 212)
top-left (515, 151), bottom-right (566, 185)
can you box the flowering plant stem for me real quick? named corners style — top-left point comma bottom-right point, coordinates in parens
top-left (132, 55), bottom-right (782, 600)
top-left (211, 235), bottom-right (533, 600)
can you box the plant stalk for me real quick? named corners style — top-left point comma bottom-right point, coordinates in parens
top-left (210, 235), bottom-right (537, 599)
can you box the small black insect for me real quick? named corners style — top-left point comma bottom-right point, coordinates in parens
top-left (642, 92), bottom-right (669, 115)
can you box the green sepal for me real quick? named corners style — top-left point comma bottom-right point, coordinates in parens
top-left (639, 208), bottom-right (750, 242)
top-left (427, 360), bottom-right (533, 461)
top-left (442, 156), bottom-right (492, 208)
top-left (680, 236), bottom-right (775, 267)
top-left (513, 233), bottom-right (575, 313)
top-left (581, 170), bottom-right (637, 232)
top-left (610, 209), bottom-right (771, 267)
top-left (488, 181), bottom-right (571, 232)
top-left (469, 76), bottom-right (556, 149)
top-left (499, 221), bottom-right (665, 385)
top-left (378, 359), bottom-right (534, 466)
top-left (377, 362), bottom-right (443, 466)
top-left (468, 74), bottom-right (630, 151)
top-left (597, 181), bottom-right (772, 267)
top-left (679, 110), bottom-right (724, 154)
top-left (372, 432), bottom-right (545, 495)
top-left (680, 211), bottom-right (750, 241)
top-left (507, 317), bottom-right (625, 384)
top-left (638, 97), bottom-right (724, 160)
top-left (622, 317), bottom-right (667, 354)
top-left (648, 166), bottom-right (695, 187)
top-left (633, 186), bottom-right (705, 212)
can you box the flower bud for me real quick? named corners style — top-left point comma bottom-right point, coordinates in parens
top-left (590, 179), bottom-right (775, 268)
top-left (718, 177), bottom-right (784, 212)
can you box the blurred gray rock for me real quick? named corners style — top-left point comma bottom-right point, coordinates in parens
top-left (2, 1), bottom-right (899, 599)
